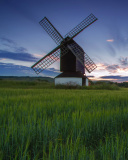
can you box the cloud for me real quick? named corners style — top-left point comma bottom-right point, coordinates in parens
top-left (100, 75), bottom-right (128, 82)
top-left (33, 54), bottom-right (43, 58)
top-left (0, 62), bottom-right (32, 76)
top-left (87, 75), bottom-right (95, 78)
top-left (1, 37), bottom-right (16, 45)
top-left (15, 47), bottom-right (28, 52)
top-left (0, 58), bottom-right (6, 61)
top-left (96, 63), bottom-right (107, 71)
top-left (96, 63), bottom-right (119, 73)
top-left (119, 56), bottom-right (128, 66)
top-left (47, 67), bottom-right (60, 72)
top-left (96, 63), bottom-right (128, 74)
top-left (0, 37), bottom-right (28, 52)
top-left (0, 37), bottom-right (16, 50)
top-left (0, 62), bottom-right (60, 77)
top-left (0, 37), bottom-right (60, 73)
top-left (106, 64), bottom-right (120, 73)
top-left (106, 39), bottom-right (114, 42)
top-left (0, 50), bottom-right (38, 62)
top-left (42, 68), bottom-right (60, 77)
top-left (100, 75), bottom-right (121, 79)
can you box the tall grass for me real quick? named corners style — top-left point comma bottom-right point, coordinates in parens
top-left (0, 81), bottom-right (128, 159)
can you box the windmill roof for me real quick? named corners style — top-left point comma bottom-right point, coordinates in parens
top-left (55, 71), bottom-right (87, 78)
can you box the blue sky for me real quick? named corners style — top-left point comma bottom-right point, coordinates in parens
top-left (0, 0), bottom-right (128, 82)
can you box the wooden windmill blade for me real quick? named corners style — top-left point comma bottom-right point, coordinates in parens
top-left (67, 42), bottom-right (97, 73)
top-left (67, 42), bottom-right (85, 67)
top-left (84, 52), bottom-right (97, 73)
top-left (64, 13), bottom-right (98, 39)
top-left (32, 17), bottom-right (69, 74)
top-left (31, 43), bottom-right (70, 74)
top-left (31, 46), bottom-right (61, 74)
top-left (39, 17), bottom-right (64, 45)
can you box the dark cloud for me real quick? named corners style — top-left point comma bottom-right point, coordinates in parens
top-left (0, 50), bottom-right (38, 62)
top-left (1, 37), bottom-right (16, 50)
top-left (0, 62), bottom-right (59, 77)
top-left (15, 47), bottom-right (28, 52)
top-left (47, 68), bottom-right (60, 72)
top-left (105, 64), bottom-right (119, 73)
top-left (87, 75), bottom-right (95, 78)
top-left (0, 62), bottom-right (32, 76)
top-left (100, 75), bottom-right (128, 82)
top-left (42, 68), bottom-right (60, 77)
top-left (0, 37), bottom-right (60, 75)
top-left (100, 75), bottom-right (122, 79)
top-left (1, 37), bottom-right (28, 53)
top-left (1, 37), bottom-right (16, 45)
top-left (119, 57), bottom-right (128, 66)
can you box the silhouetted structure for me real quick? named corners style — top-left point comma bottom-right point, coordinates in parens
top-left (31, 13), bottom-right (98, 86)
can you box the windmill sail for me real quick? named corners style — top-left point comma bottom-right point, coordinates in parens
top-left (67, 42), bottom-right (97, 73)
top-left (67, 42), bottom-right (85, 67)
top-left (31, 44), bottom-right (69, 74)
top-left (65, 13), bottom-right (97, 39)
top-left (84, 52), bottom-right (97, 73)
top-left (39, 17), bottom-right (63, 45)
top-left (32, 47), bottom-right (60, 74)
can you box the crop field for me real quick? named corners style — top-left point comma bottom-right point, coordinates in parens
top-left (1, 81), bottom-right (128, 159)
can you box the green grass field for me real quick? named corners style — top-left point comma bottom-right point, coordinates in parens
top-left (0, 80), bottom-right (128, 159)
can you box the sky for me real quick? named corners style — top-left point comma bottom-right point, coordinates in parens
top-left (0, 0), bottom-right (128, 82)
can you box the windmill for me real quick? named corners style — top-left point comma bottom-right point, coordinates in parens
top-left (31, 13), bottom-right (98, 86)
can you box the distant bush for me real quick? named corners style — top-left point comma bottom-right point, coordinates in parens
top-left (83, 83), bottom-right (120, 90)
top-left (117, 82), bottom-right (128, 88)
top-left (36, 79), bottom-right (49, 82)
top-left (0, 80), bottom-right (120, 90)
top-left (56, 82), bottom-right (120, 90)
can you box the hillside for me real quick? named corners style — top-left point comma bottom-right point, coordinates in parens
top-left (0, 76), bottom-right (54, 82)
